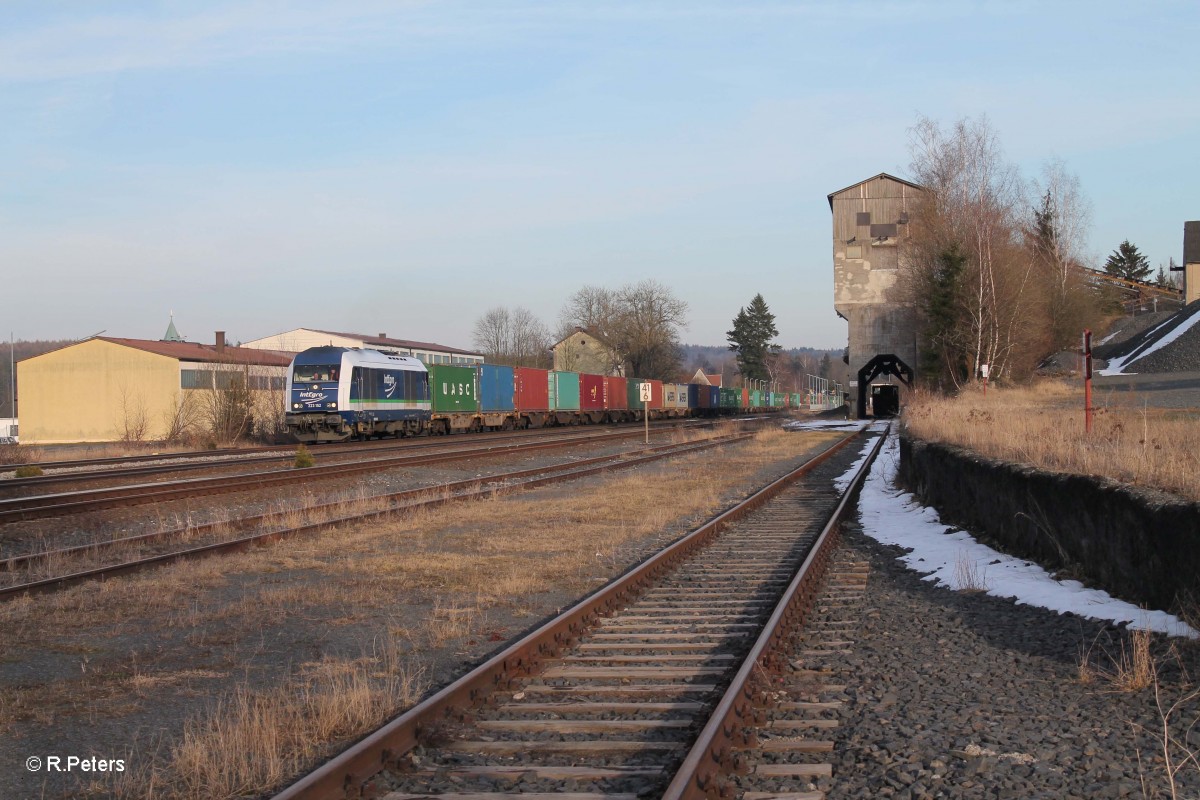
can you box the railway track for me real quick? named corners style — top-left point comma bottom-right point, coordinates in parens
top-left (269, 424), bottom-right (887, 800)
top-left (0, 423), bottom-right (722, 523)
top-left (0, 428), bottom-right (762, 601)
top-left (0, 419), bottom-right (715, 494)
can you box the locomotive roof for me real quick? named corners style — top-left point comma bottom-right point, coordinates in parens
top-left (292, 346), bottom-right (426, 369)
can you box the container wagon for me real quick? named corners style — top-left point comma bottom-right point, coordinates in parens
top-left (514, 367), bottom-right (550, 428)
top-left (548, 371), bottom-right (581, 425)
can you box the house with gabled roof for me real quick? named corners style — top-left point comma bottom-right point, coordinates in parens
top-left (551, 327), bottom-right (625, 376)
top-left (17, 327), bottom-right (289, 444)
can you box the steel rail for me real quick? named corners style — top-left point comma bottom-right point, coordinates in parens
top-left (0, 424), bottom-right (714, 523)
top-left (0, 431), bottom-right (756, 601)
top-left (269, 425), bottom-right (869, 800)
top-left (2, 419), bottom-right (710, 494)
top-left (662, 423), bottom-right (888, 799)
top-left (4, 417), bottom-right (724, 479)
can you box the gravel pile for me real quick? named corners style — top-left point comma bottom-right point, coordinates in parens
top-left (1095, 310), bottom-right (1175, 351)
top-left (1095, 299), bottom-right (1200, 374)
top-left (826, 525), bottom-right (1200, 799)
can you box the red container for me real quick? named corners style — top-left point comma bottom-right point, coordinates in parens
top-left (604, 376), bottom-right (628, 410)
top-left (741, 388), bottom-right (749, 408)
top-left (514, 367), bottom-right (549, 412)
top-left (647, 379), bottom-right (664, 409)
top-left (579, 373), bottom-right (606, 411)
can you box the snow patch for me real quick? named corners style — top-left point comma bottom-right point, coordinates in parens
top-left (844, 431), bottom-right (1196, 638)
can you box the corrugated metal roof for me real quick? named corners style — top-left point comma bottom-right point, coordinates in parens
top-left (310, 329), bottom-right (482, 357)
top-left (98, 337), bottom-right (292, 366)
top-left (1185, 221), bottom-right (1200, 265)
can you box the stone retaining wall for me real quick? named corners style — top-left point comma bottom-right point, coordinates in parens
top-left (898, 435), bottom-right (1200, 612)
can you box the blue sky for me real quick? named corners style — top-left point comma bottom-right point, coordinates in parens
top-left (2, 2), bottom-right (1197, 350)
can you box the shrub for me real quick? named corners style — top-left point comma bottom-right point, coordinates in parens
top-left (14, 465), bottom-right (43, 478)
top-left (293, 445), bottom-right (316, 469)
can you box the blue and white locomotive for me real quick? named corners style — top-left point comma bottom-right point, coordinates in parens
top-left (286, 346), bottom-right (431, 442)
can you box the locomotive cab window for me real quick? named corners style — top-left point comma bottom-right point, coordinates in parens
top-left (294, 365), bottom-right (340, 382)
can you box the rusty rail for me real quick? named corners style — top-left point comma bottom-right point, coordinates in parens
top-left (269, 425), bottom-right (874, 800)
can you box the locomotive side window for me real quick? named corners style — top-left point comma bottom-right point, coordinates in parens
top-left (294, 365), bottom-right (339, 382)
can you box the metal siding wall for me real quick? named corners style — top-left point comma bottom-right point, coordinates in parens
top-left (17, 340), bottom-right (178, 443)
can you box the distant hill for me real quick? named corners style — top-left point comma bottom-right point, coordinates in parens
top-left (679, 343), bottom-right (848, 390)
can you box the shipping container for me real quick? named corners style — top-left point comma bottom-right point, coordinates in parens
top-left (697, 385), bottom-right (719, 410)
top-left (478, 365), bottom-right (515, 412)
top-left (548, 371), bottom-right (581, 411)
top-left (626, 379), bottom-right (663, 410)
top-left (604, 376), bottom-right (628, 411)
top-left (665, 383), bottom-right (688, 412)
top-left (514, 367), bottom-right (549, 412)
top-left (686, 384), bottom-right (700, 410)
top-left (579, 373), bottom-right (606, 411)
top-left (429, 364), bottom-right (479, 414)
top-left (750, 390), bottom-right (762, 409)
top-left (719, 387), bottom-right (740, 409)
top-left (741, 388), bottom-right (749, 409)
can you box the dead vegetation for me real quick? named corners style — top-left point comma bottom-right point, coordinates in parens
top-left (902, 382), bottom-right (1200, 501)
top-left (0, 426), bottom-right (842, 799)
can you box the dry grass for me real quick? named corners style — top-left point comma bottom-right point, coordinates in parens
top-left (952, 549), bottom-right (989, 593)
top-left (903, 382), bottom-right (1200, 501)
top-left (1, 426), bottom-right (841, 797)
top-left (116, 637), bottom-right (423, 800)
top-left (1078, 627), bottom-right (1158, 692)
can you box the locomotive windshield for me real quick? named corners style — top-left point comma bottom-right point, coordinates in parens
top-left (293, 365), bottom-right (340, 383)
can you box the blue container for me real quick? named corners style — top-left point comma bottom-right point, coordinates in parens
top-left (479, 365), bottom-right (515, 412)
top-left (687, 384), bottom-right (700, 410)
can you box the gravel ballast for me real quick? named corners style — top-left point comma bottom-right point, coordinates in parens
top-left (824, 524), bottom-right (1200, 799)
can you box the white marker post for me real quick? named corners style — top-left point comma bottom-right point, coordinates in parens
top-left (980, 363), bottom-right (989, 396)
top-left (639, 382), bottom-right (652, 443)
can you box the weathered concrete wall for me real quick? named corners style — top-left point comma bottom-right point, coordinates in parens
top-left (898, 435), bottom-right (1200, 612)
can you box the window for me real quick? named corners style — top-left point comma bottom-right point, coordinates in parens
top-left (856, 212), bottom-right (871, 226)
top-left (293, 364), bottom-right (339, 382)
top-left (181, 369), bottom-right (215, 389)
top-left (216, 371), bottom-right (246, 390)
top-left (846, 245), bottom-right (863, 260)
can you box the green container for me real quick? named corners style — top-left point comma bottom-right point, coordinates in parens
top-left (548, 371), bottom-right (580, 411)
top-left (750, 390), bottom-right (761, 408)
top-left (719, 387), bottom-right (740, 408)
top-left (429, 364), bottom-right (479, 413)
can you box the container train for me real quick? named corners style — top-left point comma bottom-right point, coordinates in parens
top-left (285, 346), bottom-right (801, 443)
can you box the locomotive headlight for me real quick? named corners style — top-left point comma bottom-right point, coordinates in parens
top-left (293, 403), bottom-right (301, 410)
top-left (327, 402), bottom-right (337, 409)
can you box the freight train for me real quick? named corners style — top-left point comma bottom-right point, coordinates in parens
top-left (285, 346), bottom-right (800, 443)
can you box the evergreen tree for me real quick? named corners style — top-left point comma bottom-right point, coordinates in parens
top-left (818, 353), bottom-right (832, 380)
top-left (726, 294), bottom-right (780, 383)
top-left (1103, 240), bottom-right (1152, 281)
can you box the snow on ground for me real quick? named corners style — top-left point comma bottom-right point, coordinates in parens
top-left (783, 419), bottom-right (865, 432)
top-left (844, 430), bottom-right (1196, 638)
top-left (1100, 307), bottom-right (1200, 375)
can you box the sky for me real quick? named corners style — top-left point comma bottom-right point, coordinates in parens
top-left (2, 2), bottom-right (1197, 352)
top-left (791, 422), bottom-right (1195, 638)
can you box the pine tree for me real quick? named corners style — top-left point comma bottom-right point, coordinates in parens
top-left (726, 294), bottom-right (780, 383)
top-left (1103, 240), bottom-right (1152, 282)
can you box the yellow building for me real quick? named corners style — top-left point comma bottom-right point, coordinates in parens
top-left (17, 334), bottom-right (290, 444)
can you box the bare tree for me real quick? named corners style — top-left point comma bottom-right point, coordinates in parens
top-left (472, 306), bottom-right (552, 368)
top-left (162, 390), bottom-right (201, 443)
top-left (1029, 159), bottom-right (1100, 350)
top-left (903, 115), bottom-right (1052, 385)
top-left (559, 281), bottom-right (688, 380)
top-left (116, 383), bottom-right (150, 443)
